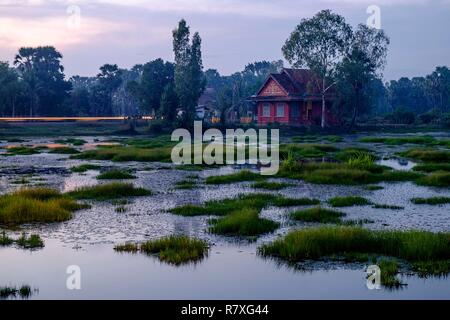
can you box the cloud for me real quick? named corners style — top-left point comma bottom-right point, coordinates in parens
top-left (0, 16), bottom-right (123, 48)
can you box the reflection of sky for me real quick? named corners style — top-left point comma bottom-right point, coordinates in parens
top-left (0, 0), bottom-right (449, 80)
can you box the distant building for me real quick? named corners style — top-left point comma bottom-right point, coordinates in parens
top-left (196, 87), bottom-right (218, 122)
top-left (249, 68), bottom-right (338, 126)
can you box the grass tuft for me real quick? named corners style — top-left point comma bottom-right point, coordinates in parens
top-left (205, 170), bottom-right (264, 185)
top-left (70, 164), bottom-right (102, 173)
top-left (411, 197), bottom-right (450, 205)
top-left (97, 169), bottom-right (136, 180)
top-left (251, 181), bottom-right (292, 190)
top-left (328, 196), bottom-right (372, 208)
top-left (416, 171), bottom-right (450, 188)
top-left (16, 233), bottom-right (44, 249)
top-left (67, 183), bottom-right (152, 201)
top-left (290, 207), bottom-right (345, 224)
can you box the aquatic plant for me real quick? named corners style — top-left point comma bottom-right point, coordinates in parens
top-left (48, 147), bottom-right (80, 154)
top-left (416, 171), bottom-right (450, 188)
top-left (67, 183), bottom-right (152, 200)
top-left (413, 163), bottom-right (450, 173)
top-left (70, 164), bottom-right (102, 173)
top-left (251, 181), bottom-right (293, 190)
top-left (290, 207), bottom-right (345, 224)
top-left (205, 170), bottom-right (264, 185)
top-left (373, 204), bottom-right (404, 210)
top-left (399, 148), bottom-right (450, 162)
top-left (16, 233), bottom-right (44, 249)
top-left (328, 196), bottom-right (372, 208)
top-left (97, 169), bottom-right (136, 180)
top-left (72, 146), bottom-right (173, 162)
top-left (411, 197), bottom-right (450, 205)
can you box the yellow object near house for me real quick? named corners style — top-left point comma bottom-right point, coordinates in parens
top-left (240, 117), bottom-right (253, 124)
top-left (211, 117), bottom-right (221, 124)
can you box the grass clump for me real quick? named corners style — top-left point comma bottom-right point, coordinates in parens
top-left (175, 180), bottom-right (197, 190)
top-left (411, 197), bottom-right (450, 205)
top-left (378, 259), bottom-right (403, 288)
top-left (412, 261), bottom-right (450, 278)
top-left (141, 236), bottom-right (208, 265)
top-left (55, 138), bottom-right (87, 146)
top-left (48, 147), bottom-right (80, 155)
top-left (72, 146), bottom-right (172, 162)
top-left (114, 242), bottom-right (139, 253)
top-left (169, 194), bottom-right (319, 217)
top-left (377, 170), bottom-right (424, 182)
top-left (259, 226), bottom-right (450, 262)
top-left (359, 136), bottom-right (437, 146)
top-left (0, 188), bottom-right (88, 225)
top-left (328, 196), bottom-right (372, 208)
top-left (373, 204), bottom-right (404, 210)
top-left (251, 181), bottom-right (292, 190)
top-left (16, 233), bottom-right (44, 249)
top-left (290, 207), bottom-right (345, 224)
top-left (413, 163), bottom-right (450, 173)
top-left (5, 146), bottom-right (39, 156)
top-left (205, 170), bottom-right (264, 185)
top-left (70, 164), bottom-right (102, 173)
top-left (97, 169), bottom-right (136, 180)
top-left (416, 171), bottom-right (450, 187)
top-left (0, 231), bottom-right (14, 246)
top-left (0, 285), bottom-right (33, 299)
top-left (280, 144), bottom-right (338, 159)
top-left (366, 185), bottom-right (384, 191)
top-left (209, 208), bottom-right (279, 236)
top-left (399, 148), bottom-right (450, 162)
top-left (67, 183), bottom-right (152, 201)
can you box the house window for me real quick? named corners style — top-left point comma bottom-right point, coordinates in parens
top-left (276, 103), bottom-right (285, 117)
top-left (262, 103), bottom-right (271, 117)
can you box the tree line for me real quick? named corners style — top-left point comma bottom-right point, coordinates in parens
top-left (1, 13), bottom-right (449, 128)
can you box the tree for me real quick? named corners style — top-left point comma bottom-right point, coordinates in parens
top-left (173, 19), bottom-right (206, 127)
top-left (217, 87), bottom-right (233, 126)
top-left (160, 83), bottom-right (179, 123)
top-left (335, 24), bottom-right (390, 129)
top-left (283, 10), bottom-right (352, 128)
top-left (128, 59), bottom-right (174, 115)
top-left (14, 46), bottom-right (71, 116)
top-left (0, 62), bottom-right (24, 117)
top-left (94, 64), bottom-right (122, 115)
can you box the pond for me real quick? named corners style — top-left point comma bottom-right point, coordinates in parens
top-left (1, 134), bottom-right (449, 300)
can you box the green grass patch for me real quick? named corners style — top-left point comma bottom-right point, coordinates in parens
top-left (0, 188), bottom-right (89, 225)
top-left (280, 144), bottom-right (338, 160)
top-left (412, 261), bottom-right (450, 278)
top-left (4, 146), bottom-right (39, 156)
top-left (251, 181), bottom-right (292, 190)
top-left (54, 138), bottom-right (87, 146)
top-left (67, 183), bottom-right (152, 200)
top-left (116, 235), bottom-right (209, 265)
top-left (328, 196), bottom-right (372, 208)
top-left (373, 204), bottom-right (404, 210)
top-left (377, 170), bottom-right (424, 182)
top-left (97, 169), bottom-right (136, 180)
top-left (209, 208), bottom-right (279, 236)
top-left (48, 147), bottom-right (80, 155)
top-left (16, 233), bottom-right (44, 249)
top-left (0, 285), bottom-right (33, 299)
top-left (169, 194), bottom-right (320, 217)
top-left (399, 148), bottom-right (450, 162)
top-left (205, 170), bottom-right (264, 185)
top-left (290, 207), bottom-right (345, 224)
top-left (70, 164), bottom-right (102, 173)
top-left (0, 231), bottom-right (14, 246)
top-left (366, 185), bottom-right (384, 191)
top-left (411, 197), bottom-right (450, 205)
top-left (175, 180), bottom-right (198, 190)
top-left (71, 146), bottom-right (172, 162)
top-left (413, 163), bottom-right (450, 173)
top-left (378, 259), bottom-right (403, 288)
top-left (416, 171), bottom-right (450, 187)
top-left (359, 135), bottom-right (438, 146)
top-left (259, 226), bottom-right (450, 262)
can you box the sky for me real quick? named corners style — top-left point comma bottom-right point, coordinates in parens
top-left (0, 0), bottom-right (449, 81)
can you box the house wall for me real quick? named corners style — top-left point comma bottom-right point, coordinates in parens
top-left (257, 102), bottom-right (290, 124)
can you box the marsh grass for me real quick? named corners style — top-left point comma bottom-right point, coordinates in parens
top-left (114, 242), bottom-right (139, 253)
top-left (140, 236), bottom-right (209, 265)
top-left (413, 163), bottom-right (450, 173)
top-left (0, 231), bottom-right (13, 246)
top-left (175, 180), bottom-right (198, 190)
top-left (70, 164), bottom-right (102, 173)
top-left (170, 194), bottom-right (320, 217)
top-left (55, 138), bottom-right (87, 146)
top-left (290, 207), bottom-right (345, 224)
top-left (16, 233), bottom-right (44, 249)
top-left (259, 226), bottom-right (450, 262)
top-left (416, 171), bottom-right (450, 187)
top-left (5, 146), bottom-right (39, 156)
top-left (328, 196), bottom-right (372, 207)
top-left (205, 170), bottom-right (264, 185)
top-left (399, 148), bottom-right (450, 162)
top-left (334, 148), bottom-right (376, 163)
top-left (373, 204), bottom-right (405, 210)
top-left (72, 146), bottom-right (173, 162)
top-left (67, 183), bottom-right (152, 200)
top-left (411, 197), bottom-right (450, 205)
top-left (97, 169), bottom-right (136, 180)
top-left (0, 285), bottom-right (33, 299)
top-left (359, 136), bottom-right (438, 146)
top-left (366, 185), bottom-right (384, 191)
top-left (251, 181), bottom-right (293, 190)
top-left (280, 144), bottom-right (338, 159)
top-left (209, 208), bottom-right (279, 236)
top-left (412, 261), bottom-right (450, 278)
top-left (48, 147), bottom-right (80, 154)
top-left (0, 188), bottom-right (88, 225)
top-left (378, 259), bottom-right (403, 288)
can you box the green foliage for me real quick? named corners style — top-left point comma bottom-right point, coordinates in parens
top-left (16, 233), bottom-right (44, 249)
top-left (72, 146), bottom-right (172, 162)
top-left (359, 135), bottom-right (438, 146)
top-left (97, 169), bottom-right (136, 180)
top-left (411, 197), bottom-right (450, 205)
top-left (209, 208), bottom-right (279, 236)
top-left (5, 146), bottom-right (40, 155)
top-left (290, 207), bottom-right (345, 224)
top-left (373, 204), bottom-right (404, 210)
top-left (0, 231), bottom-right (14, 246)
top-left (412, 261), bottom-right (450, 278)
top-left (399, 148), bottom-right (450, 162)
top-left (413, 163), bottom-right (450, 173)
top-left (205, 170), bottom-right (264, 185)
top-left (378, 259), bottom-right (403, 288)
top-left (416, 171), bottom-right (450, 187)
top-left (49, 147), bottom-right (80, 154)
top-left (55, 138), bottom-right (87, 146)
top-left (259, 226), bottom-right (450, 262)
top-left (70, 164), bottom-right (102, 173)
top-left (0, 285), bottom-right (33, 300)
top-left (67, 183), bottom-right (152, 200)
top-left (251, 181), bottom-right (292, 190)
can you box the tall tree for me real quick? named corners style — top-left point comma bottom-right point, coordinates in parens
top-left (336, 24), bottom-right (390, 129)
top-left (160, 83), bottom-right (179, 123)
top-left (14, 46), bottom-right (71, 116)
top-left (94, 64), bottom-right (122, 116)
top-left (283, 10), bottom-right (352, 128)
top-left (173, 19), bottom-right (206, 126)
top-left (0, 62), bottom-right (24, 117)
